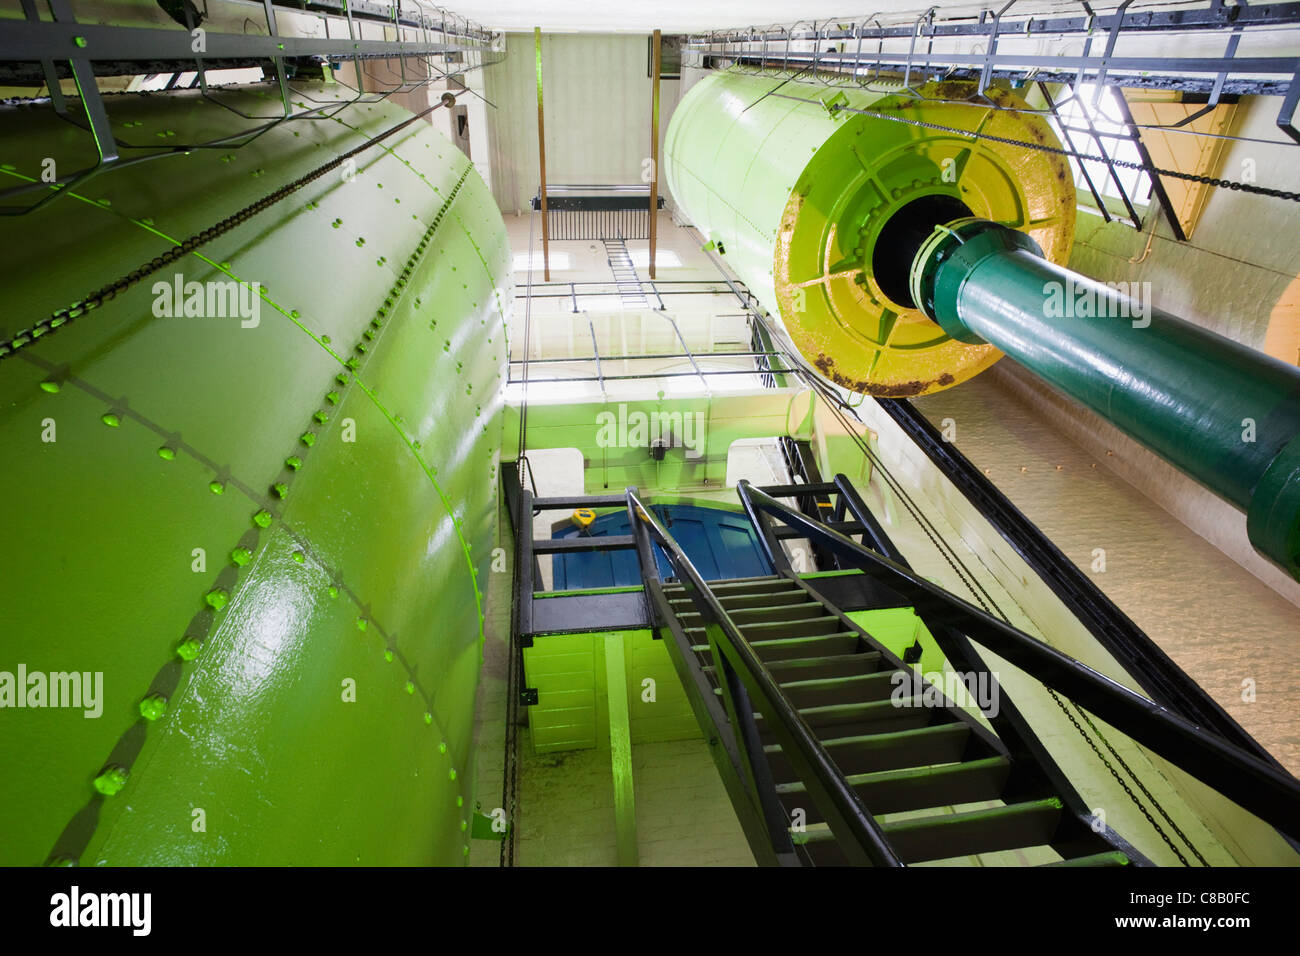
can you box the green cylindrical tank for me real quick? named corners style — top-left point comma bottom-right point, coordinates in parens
top-left (666, 70), bottom-right (1300, 579)
top-left (0, 83), bottom-right (509, 864)
top-left (910, 217), bottom-right (1300, 578)
top-left (664, 69), bottom-right (1076, 396)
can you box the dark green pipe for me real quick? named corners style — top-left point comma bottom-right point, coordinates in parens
top-left (910, 218), bottom-right (1300, 579)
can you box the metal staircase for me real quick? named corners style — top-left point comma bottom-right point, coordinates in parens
top-left (502, 461), bottom-right (1300, 867)
top-left (659, 572), bottom-right (1137, 865)
top-left (622, 480), bottom-right (1300, 867)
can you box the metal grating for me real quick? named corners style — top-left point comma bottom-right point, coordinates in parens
top-left (532, 184), bottom-right (665, 240)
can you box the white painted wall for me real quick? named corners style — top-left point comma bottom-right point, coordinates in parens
top-left (484, 32), bottom-right (681, 214)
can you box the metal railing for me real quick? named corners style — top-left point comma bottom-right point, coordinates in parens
top-left (530, 184), bottom-right (666, 240)
top-left (735, 479), bottom-right (1300, 842)
top-left (625, 487), bottom-right (903, 866)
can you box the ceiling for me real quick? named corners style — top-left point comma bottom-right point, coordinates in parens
top-left (454, 1), bottom-right (904, 33)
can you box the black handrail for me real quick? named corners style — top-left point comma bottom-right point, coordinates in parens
top-left (626, 494), bottom-right (796, 862)
top-left (626, 489), bottom-right (903, 866)
top-left (737, 479), bottom-right (1300, 842)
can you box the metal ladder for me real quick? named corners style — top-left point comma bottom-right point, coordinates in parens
top-left (603, 238), bottom-right (648, 309)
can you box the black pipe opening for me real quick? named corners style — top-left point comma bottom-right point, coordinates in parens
top-left (870, 194), bottom-right (973, 309)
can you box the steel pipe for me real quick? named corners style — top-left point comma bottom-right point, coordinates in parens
top-left (910, 217), bottom-right (1300, 578)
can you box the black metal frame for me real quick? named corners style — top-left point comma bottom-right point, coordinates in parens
top-left (624, 481), bottom-right (1148, 865)
top-left (686, 4), bottom-right (1300, 111)
top-left (500, 460), bottom-right (1300, 862)
top-left (735, 479), bottom-right (1300, 843)
top-left (1, 0), bottom-right (500, 215)
top-left (627, 488), bottom-right (903, 866)
top-left (1039, 81), bottom-right (1147, 232)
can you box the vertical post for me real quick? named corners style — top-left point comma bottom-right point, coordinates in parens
top-left (261, 0), bottom-right (291, 116)
top-left (737, 480), bottom-right (792, 575)
top-left (515, 486), bottom-right (535, 637)
top-left (648, 29), bottom-right (662, 280)
top-left (833, 474), bottom-right (906, 562)
top-left (534, 27), bottom-right (551, 281)
top-left (603, 633), bottom-right (638, 866)
top-left (626, 488), bottom-right (661, 586)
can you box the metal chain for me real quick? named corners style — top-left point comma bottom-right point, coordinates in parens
top-left (826, 100), bottom-right (1300, 203)
top-left (500, 624), bottom-right (521, 868)
top-left (1046, 688), bottom-right (1200, 866)
top-left (1068, 698), bottom-right (1211, 865)
top-left (0, 98), bottom-right (451, 361)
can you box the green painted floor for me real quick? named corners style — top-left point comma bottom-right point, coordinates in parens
top-left (506, 733), bottom-right (754, 867)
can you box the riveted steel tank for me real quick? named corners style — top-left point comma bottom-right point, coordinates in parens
top-left (664, 69), bottom-right (1076, 397)
top-left (0, 83), bottom-right (509, 864)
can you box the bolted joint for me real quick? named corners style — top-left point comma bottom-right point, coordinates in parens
top-left (909, 217), bottom-right (1043, 343)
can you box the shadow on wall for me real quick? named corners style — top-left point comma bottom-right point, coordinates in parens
top-left (1265, 274), bottom-right (1300, 368)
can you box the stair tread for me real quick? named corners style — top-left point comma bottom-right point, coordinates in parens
top-left (768, 720), bottom-right (971, 753)
top-left (778, 671), bottom-right (901, 690)
top-left (684, 616), bottom-right (842, 632)
top-left (776, 755), bottom-right (1012, 795)
top-left (664, 575), bottom-right (785, 588)
top-left (673, 600), bottom-right (820, 612)
top-left (763, 722), bottom-right (984, 780)
top-left (884, 797), bottom-right (1061, 834)
top-left (761, 651), bottom-right (882, 670)
top-left (1041, 851), bottom-right (1130, 867)
top-left (795, 797), bottom-right (1062, 844)
top-left (690, 632), bottom-right (859, 652)
top-left (775, 756), bottom-right (1013, 818)
top-left (755, 696), bottom-right (960, 739)
top-left (675, 606), bottom-right (827, 621)
top-left (673, 592), bottom-right (818, 612)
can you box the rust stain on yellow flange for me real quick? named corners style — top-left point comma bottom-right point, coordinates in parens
top-left (772, 81), bottom-right (1075, 397)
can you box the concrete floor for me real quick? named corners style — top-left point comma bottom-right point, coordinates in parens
top-left (506, 735), bottom-right (754, 867)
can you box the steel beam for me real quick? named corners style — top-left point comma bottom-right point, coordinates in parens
top-left (0, 21), bottom-right (480, 62)
top-left (535, 27), bottom-right (550, 281)
top-left (687, 4), bottom-right (1300, 45)
top-left (649, 29), bottom-right (661, 281)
